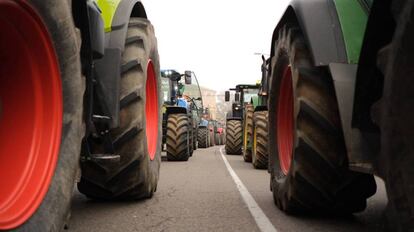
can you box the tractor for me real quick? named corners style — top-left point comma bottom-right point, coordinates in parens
top-left (197, 107), bottom-right (215, 148)
top-left (0, 0), bottom-right (161, 230)
top-left (212, 120), bottom-right (225, 146)
top-left (224, 84), bottom-right (260, 155)
top-left (161, 69), bottom-right (203, 161)
top-left (197, 118), bottom-right (211, 148)
top-left (246, 56), bottom-right (271, 169)
top-left (265, 0), bottom-right (414, 230)
top-left (206, 119), bottom-right (223, 147)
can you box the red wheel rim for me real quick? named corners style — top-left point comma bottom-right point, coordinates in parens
top-left (145, 60), bottom-right (158, 160)
top-left (277, 65), bottom-right (294, 175)
top-left (0, 1), bottom-right (62, 229)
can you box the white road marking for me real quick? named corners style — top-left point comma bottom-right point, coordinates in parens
top-left (219, 147), bottom-right (278, 232)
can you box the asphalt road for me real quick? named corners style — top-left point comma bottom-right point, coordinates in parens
top-left (68, 146), bottom-right (387, 232)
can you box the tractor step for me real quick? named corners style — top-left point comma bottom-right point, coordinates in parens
top-left (92, 115), bottom-right (111, 123)
top-left (81, 154), bottom-right (120, 163)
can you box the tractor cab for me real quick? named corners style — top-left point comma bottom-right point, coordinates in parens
top-left (161, 69), bottom-right (203, 114)
top-left (224, 84), bottom-right (260, 119)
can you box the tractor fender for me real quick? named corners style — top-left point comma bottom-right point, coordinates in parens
top-left (106, 0), bottom-right (147, 51)
top-left (94, 0), bottom-right (148, 128)
top-left (270, 0), bottom-right (347, 66)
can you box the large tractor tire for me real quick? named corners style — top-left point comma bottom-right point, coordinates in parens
top-left (214, 133), bottom-right (221, 146)
top-left (268, 25), bottom-right (376, 214)
top-left (162, 113), bottom-right (168, 151)
top-left (78, 18), bottom-right (162, 200)
top-left (0, 0), bottom-right (84, 230)
top-left (193, 127), bottom-right (198, 151)
top-left (197, 127), bottom-right (209, 148)
top-left (225, 120), bottom-right (243, 155)
top-left (206, 128), bottom-right (211, 147)
top-left (188, 116), bottom-right (194, 156)
top-left (252, 111), bottom-right (269, 169)
top-left (166, 113), bottom-right (190, 161)
top-left (209, 128), bottom-right (215, 147)
top-left (221, 133), bottom-right (226, 145)
top-left (243, 104), bottom-right (254, 162)
top-left (375, 1), bottom-right (414, 230)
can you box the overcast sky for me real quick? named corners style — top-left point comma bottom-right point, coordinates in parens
top-left (144, 0), bottom-right (289, 91)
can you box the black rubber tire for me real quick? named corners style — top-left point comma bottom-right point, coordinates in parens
top-left (197, 127), bottom-right (209, 148)
top-left (189, 116), bottom-right (194, 157)
top-left (166, 113), bottom-right (190, 161)
top-left (162, 113), bottom-right (168, 151)
top-left (78, 18), bottom-right (162, 200)
top-left (12, 0), bottom-right (84, 230)
top-left (193, 126), bottom-right (198, 151)
top-left (375, 1), bottom-right (414, 230)
top-left (243, 104), bottom-right (254, 162)
top-left (206, 129), bottom-right (210, 147)
top-left (268, 25), bottom-right (376, 214)
top-left (209, 129), bottom-right (215, 147)
top-left (252, 111), bottom-right (269, 169)
top-left (225, 120), bottom-right (243, 155)
top-left (215, 133), bottom-right (221, 146)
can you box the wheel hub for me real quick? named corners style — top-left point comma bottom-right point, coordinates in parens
top-left (0, 1), bottom-right (62, 229)
top-left (145, 60), bottom-right (158, 160)
top-left (277, 65), bottom-right (294, 175)
top-left (0, 98), bottom-right (2, 121)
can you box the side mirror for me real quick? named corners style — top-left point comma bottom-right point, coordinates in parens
top-left (235, 92), bottom-right (240, 102)
top-left (171, 72), bottom-right (181, 81)
top-left (184, 71), bottom-right (192, 85)
top-left (225, 91), bottom-right (230, 102)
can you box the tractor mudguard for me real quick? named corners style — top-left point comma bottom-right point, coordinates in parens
top-left (94, 0), bottom-right (148, 128)
top-left (87, 1), bottom-right (105, 59)
top-left (103, 0), bottom-right (147, 50)
top-left (329, 63), bottom-right (376, 173)
top-left (270, 0), bottom-right (347, 66)
top-left (166, 106), bottom-right (188, 115)
top-left (271, 0), bottom-right (368, 66)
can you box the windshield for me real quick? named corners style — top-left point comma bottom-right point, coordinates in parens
top-left (243, 88), bottom-right (259, 103)
top-left (161, 77), bottom-right (170, 102)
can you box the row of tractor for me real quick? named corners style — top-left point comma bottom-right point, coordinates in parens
top-left (223, 0), bottom-right (414, 230)
top-left (224, 81), bottom-right (270, 169)
top-left (160, 69), bottom-right (225, 161)
top-left (1, 0), bottom-right (414, 231)
top-left (0, 1), bottom-right (224, 230)
top-left (0, 0), bottom-right (221, 230)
